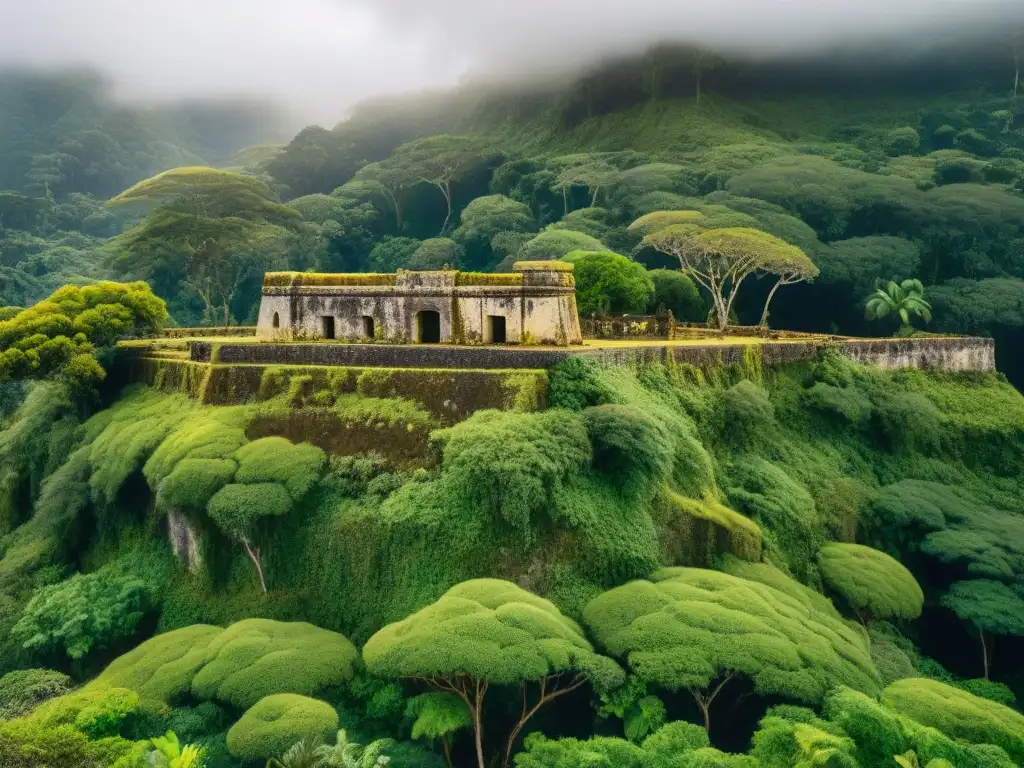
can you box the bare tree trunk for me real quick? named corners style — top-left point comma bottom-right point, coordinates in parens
top-left (562, 187), bottom-right (568, 216)
top-left (980, 630), bottom-right (989, 680)
top-left (441, 736), bottom-right (452, 768)
top-left (1014, 42), bottom-right (1020, 98)
top-left (591, 186), bottom-right (600, 206)
top-left (241, 537), bottom-right (267, 593)
top-left (440, 182), bottom-right (453, 235)
top-left (759, 278), bottom-right (784, 327)
top-left (689, 673), bottom-right (736, 733)
top-left (472, 681), bottom-right (486, 768)
top-left (501, 676), bottom-right (586, 768)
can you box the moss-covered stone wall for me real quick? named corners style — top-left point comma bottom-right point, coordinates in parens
top-left (120, 356), bottom-right (547, 423)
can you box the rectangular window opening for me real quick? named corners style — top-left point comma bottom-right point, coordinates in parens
top-left (486, 315), bottom-right (507, 344)
top-left (362, 315), bottom-right (375, 338)
top-left (322, 316), bottom-right (336, 339)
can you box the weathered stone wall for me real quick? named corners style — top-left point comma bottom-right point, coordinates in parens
top-left (121, 356), bottom-right (548, 423)
top-left (193, 336), bottom-right (996, 374)
top-left (838, 337), bottom-right (996, 372)
top-left (161, 326), bottom-right (256, 338)
top-left (255, 262), bottom-right (582, 346)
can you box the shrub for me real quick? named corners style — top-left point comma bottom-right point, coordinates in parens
top-left (547, 357), bottom-right (610, 411)
top-left (872, 392), bottom-right (941, 453)
top-left (0, 668), bottom-right (74, 718)
top-left (884, 127), bottom-right (921, 156)
top-left (157, 458), bottom-right (237, 510)
top-left (71, 687), bottom-right (139, 738)
top-left (582, 405), bottom-right (673, 490)
top-left (725, 457), bottom-right (822, 579)
top-left (561, 251), bottom-right (654, 315)
top-left (803, 382), bottom-right (872, 425)
top-left (817, 543), bottom-right (924, 622)
top-left (514, 732), bottom-right (647, 768)
top-left (882, 678), bottom-right (1024, 763)
top-left (190, 618), bottom-right (358, 710)
top-left (226, 694), bottom-right (338, 762)
top-left (430, 410), bottom-right (591, 546)
top-left (12, 565), bottom-right (158, 662)
top-left (721, 381), bottom-right (774, 446)
top-left (646, 269), bottom-right (704, 321)
top-left (233, 437), bottom-right (325, 501)
top-left (90, 624), bottom-right (224, 705)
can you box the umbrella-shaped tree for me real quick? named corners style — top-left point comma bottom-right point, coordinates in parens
top-left (583, 567), bottom-right (879, 733)
top-left (817, 543), bottom-right (924, 628)
top-left (638, 221), bottom-right (813, 330)
top-left (363, 579), bottom-right (623, 768)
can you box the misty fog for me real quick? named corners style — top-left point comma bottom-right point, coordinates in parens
top-left (0, 0), bottom-right (1022, 124)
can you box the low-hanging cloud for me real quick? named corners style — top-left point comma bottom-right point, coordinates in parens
top-left (0, 0), bottom-right (1021, 124)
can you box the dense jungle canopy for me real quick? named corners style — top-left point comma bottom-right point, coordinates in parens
top-left (0, 30), bottom-right (1023, 768)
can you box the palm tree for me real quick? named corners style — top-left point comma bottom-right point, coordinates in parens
top-left (147, 731), bottom-right (206, 768)
top-left (313, 730), bottom-right (391, 768)
top-left (865, 279), bottom-right (932, 330)
top-left (266, 737), bottom-right (322, 768)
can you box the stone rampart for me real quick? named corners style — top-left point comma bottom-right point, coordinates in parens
top-left (188, 335), bottom-right (996, 374)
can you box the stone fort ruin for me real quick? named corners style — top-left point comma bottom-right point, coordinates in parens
top-left (256, 261), bottom-right (583, 346)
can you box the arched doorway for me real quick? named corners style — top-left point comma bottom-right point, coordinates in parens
top-left (272, 311), bottom-right (280, 329)
top-left (415, 310), bottom-right (441, 343)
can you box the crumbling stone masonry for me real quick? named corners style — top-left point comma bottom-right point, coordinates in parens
top-left (255, 261), bottom-right (583, 346)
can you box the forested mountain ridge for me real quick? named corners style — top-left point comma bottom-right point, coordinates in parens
top-left (0, 35), bottom-right (1023, 768)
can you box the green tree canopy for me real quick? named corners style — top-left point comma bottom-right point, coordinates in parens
top-left (12, 564), bottom-right (157, 665)
top-left (90, 618), bottom-right (356, 710)
top-left (817, 543), bottom-right (924, 623)
top-left (519, 230), bottom-right (605, 261)
top-left (0, 281), bottom-right (166, 391)
top-left (941, 580), bottom-right (1024, 679)
top-left (409, 238), bottom-right (464, 270)
top-left (582, 567), bottom-right (879, 732)
top-left (646, 269), bottom-right (704, 321)
top-left (388, 135), bottom-right (484, 233)
top-left (190, 618), bottom-right (358, 710)
top-left (107, 166), bottom-right (301, 325)
top-left (561, 251), bottom-right (654, 315)
top-left (453, 195), bottom-right (536, 269)
top-left (882, 678), bottom-right (1024, 763)
top-left (640, 221), bottom-right (813, 329)
top-left (364, 578), bottom-right (623, 768)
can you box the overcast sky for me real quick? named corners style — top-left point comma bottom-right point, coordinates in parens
top-left (0, 0), bottom-right (1021, 125)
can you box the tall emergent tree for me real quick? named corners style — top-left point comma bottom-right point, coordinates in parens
top-left (390, 135), bottom-right (483, 233)
top-left (636, 215), bottom-right (815, 330)
top-left (583, 567), bottom-right (879, 733)
top-left (363, 579), bottom-right (623, 768)
top-left (106, 166), bottom-right (301, 325)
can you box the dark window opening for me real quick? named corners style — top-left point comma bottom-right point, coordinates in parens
top-left (362, 315), bottom-right (375, 338)
top-left (486, 315), bottom-right (507, 343)
top-left (272, 311), bottom-right (280, 328)
top-left (415, 310), bottom-right (441, 343)
top-left (322, 316), bottom-right (336, 339)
